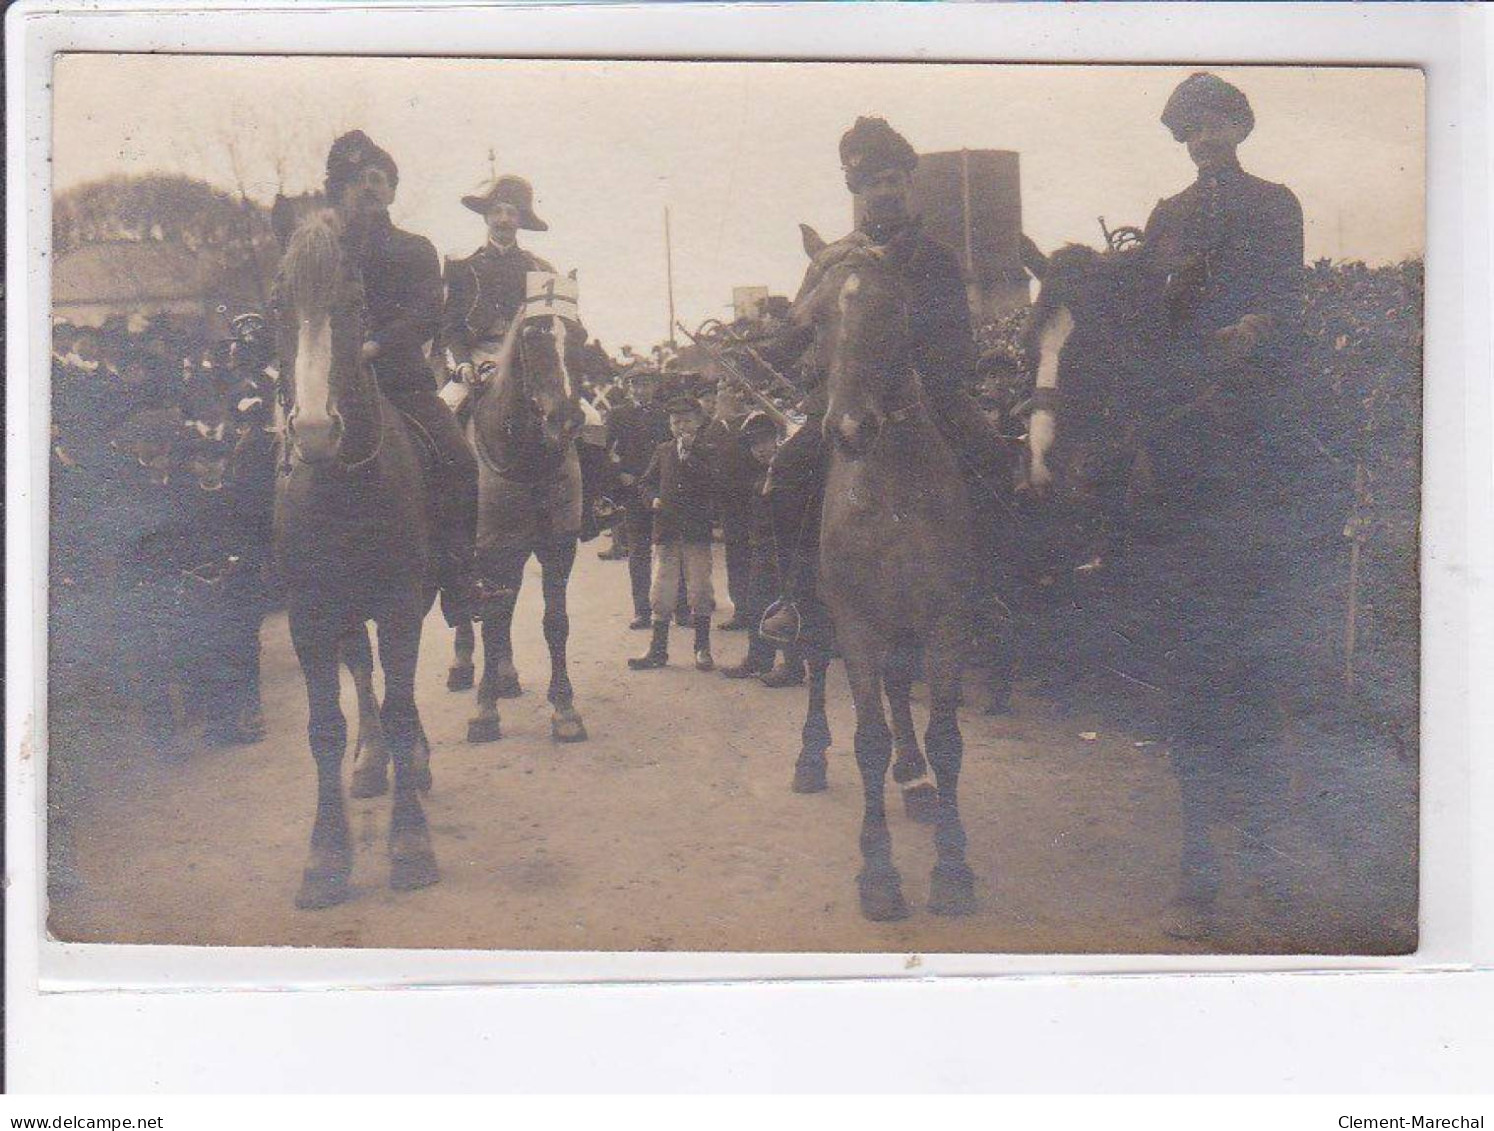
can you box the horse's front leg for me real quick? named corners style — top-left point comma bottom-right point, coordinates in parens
top-left (343, 624), bottom-right (391, 799)
top-left (792, 633), bottom-right (832, 794)
top-left (924, 614), bottom-right (976, 916)
top-left (539, 538), bottom-right (587, 743)
top-left (835, 615), bottom-right (905, 921)
top-left (467, 562), bottom-right (522, 744)
top-left (377, 603), bottom-right (438, 891)
top-left (447, 618), bottom-right (476, 692)
top-left (290, 618), bottom-right (352, 910)
top-left (885, 649), bottom-right (938, 824)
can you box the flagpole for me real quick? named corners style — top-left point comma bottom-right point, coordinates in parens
top-left (664, 205), bottom-right (677, 349)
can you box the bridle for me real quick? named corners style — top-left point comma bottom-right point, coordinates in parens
top-left (470, 312), bottom-right (583, 477)
top-left (275, 288), bottom-right (386, 477)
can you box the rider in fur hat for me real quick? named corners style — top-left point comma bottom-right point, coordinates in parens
top-left (324, 130), bottom-right (479, 627)
top-left (756, 116), bottom-right (1012, 647)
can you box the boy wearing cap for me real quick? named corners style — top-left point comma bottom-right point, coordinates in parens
top-left (628, 395), bottom-right (719, 672)
top-left (718, 411), bottom-right (783, 679)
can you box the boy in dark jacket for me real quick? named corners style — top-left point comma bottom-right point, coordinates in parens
top-left (628, 395), bottom-right (718, 672)
top-left (718, 411), bottom-right (783, 679)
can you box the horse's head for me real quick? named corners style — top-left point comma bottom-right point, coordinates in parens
top-left (1019, 237), bottom-right (1163, 492)
top-left (510, 313), bottom-right (588, 449)
top-left (270, 210), bottom-right (372, 466)
top-left (792, 223), bottom-right (913, 457)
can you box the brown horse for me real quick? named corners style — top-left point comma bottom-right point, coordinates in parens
top-left (270, 211), bottom-right (438, 909)
top-left (791, 229), bottom-right (977, 921)
top-left (462, 305), bottom-right (591, 745)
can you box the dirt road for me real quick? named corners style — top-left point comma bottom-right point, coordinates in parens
top-left (48, 547), bottom-right (1416, 954)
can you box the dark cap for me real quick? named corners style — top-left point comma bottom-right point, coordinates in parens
top-left (461, 174), bottom-right (548, 231)
top-left (839, 116), bottom-right (919, 193)
top-left (325, 131), bottom-right (399, 202)
top-left (664, 394), bottom-right (705, 417)
top-left (1161, 73), bottom-right (1255, 142)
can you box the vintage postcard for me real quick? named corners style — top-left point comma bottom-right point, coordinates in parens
top-left (43, 55), bottom-right (1423, 957)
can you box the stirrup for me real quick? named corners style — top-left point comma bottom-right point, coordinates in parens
top-left (759, 598), bottom-right (803, 646)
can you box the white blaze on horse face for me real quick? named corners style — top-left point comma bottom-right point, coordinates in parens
top-left (292, 313), bottom-right (336, 441)
top-left (1029, 303), bottom-right (1074, 488)
top-left (549, 315), bottom-right (572, 399)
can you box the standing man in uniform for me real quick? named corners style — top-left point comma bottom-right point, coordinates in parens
top-left (323, 130), bottom-right (477, 625)
top-left (1139, 73), bottom-right (1306, 938)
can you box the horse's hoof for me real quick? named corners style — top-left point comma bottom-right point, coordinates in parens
top-left (791, 757), bottom-right (828, 794)
top-left (901, 782), bottom-right (940, 825)
top-left (446, 663), bottom-right (475, 692)
top-left (389, 849), bottom-right (440, 892)
top-left (349, 763), bottom-right (389, 799)
top-left (858, 870), bottom-right (910, 922)
top-left (467, 716), bottom-right (502, 744)
top-left (928, 862), bottom-right (977, 917)
top-left (294, 866), bottom-right (350, 911)
top-left (552, 714), bottom-right (589, 743)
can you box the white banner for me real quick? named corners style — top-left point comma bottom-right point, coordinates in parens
top-left (523, 272), bottom-right (580, 321)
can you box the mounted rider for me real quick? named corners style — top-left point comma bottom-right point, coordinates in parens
top-left (758, 116), bottom-right (1011, 644)
top-left (440, 175), bottom-right (557, 389)
top-left (1139, 73), bottom-right (1308, 937)
top-left (322, 130), bottom-right (478, 626)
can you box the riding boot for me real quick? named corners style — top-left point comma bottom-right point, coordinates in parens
top-left (693, 615), bottom-right (714, 672)
top-left (760, 643), bottom-right (806, 689)
top-left (437, 540), bottom-right (478, 628)
top-left (628, 620), bottom-right (670, 670)
top-left (720, 634), bottom-right (775, 679)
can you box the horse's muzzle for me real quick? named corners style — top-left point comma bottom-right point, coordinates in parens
top-left (828, 411), bottom-right (882, 456)
top-left (289, 411), bottom-right (344, 464)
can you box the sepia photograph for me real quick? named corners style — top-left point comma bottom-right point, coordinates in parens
top-left (42, 54), bottom-right (1424, 956)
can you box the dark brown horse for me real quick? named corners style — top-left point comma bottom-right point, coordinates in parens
top-left (461, 305), bottom-right (591, 745)
top-left (1021, 233), bottom-right (1311, 939)
top-left (270, 211), bottom-right (438, 909)
top-left (791, 229), bottom-right (977, 921)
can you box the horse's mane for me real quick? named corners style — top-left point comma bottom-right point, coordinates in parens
top-left (278, 210), bottom-right (345, 317)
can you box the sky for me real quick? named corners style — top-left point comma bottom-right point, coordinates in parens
top-left (53, 56), bottom-right (1424, 353)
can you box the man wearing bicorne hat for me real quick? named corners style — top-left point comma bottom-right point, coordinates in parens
top-left (324, 129), bottom-right (478, 625)
top-left (440, 174), bottom-right (556, 387)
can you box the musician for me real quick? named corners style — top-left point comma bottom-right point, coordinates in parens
top-left (323, 130), bottom-right (477, 625)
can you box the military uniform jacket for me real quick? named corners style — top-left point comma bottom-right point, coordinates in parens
top-left (351, 212), bottom-right (444, 397)
top-left (639, 437), bottom-right (717, 545)
top-left (441, 242), bottom-right (555, 367)
top-left (1143, 159), bottom-right (1304, 357)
